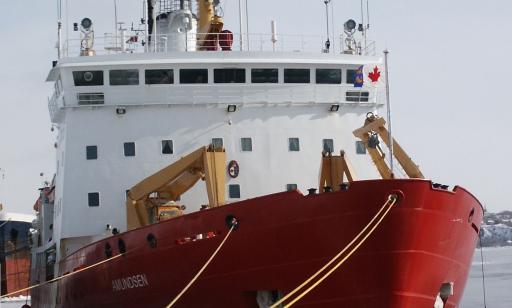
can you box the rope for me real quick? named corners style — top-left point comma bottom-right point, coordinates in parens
top-left (478, 230), bottom-right (487, 308)
top-left (166, 224), bottom-right (236, 308)
top-left (271, 194), bottom-right (398, 308)
top-left (0, 253), bottom-right (124, 299)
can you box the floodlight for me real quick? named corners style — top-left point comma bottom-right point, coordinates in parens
top-left (344, 19), bottom-right (357, 32)
top-left (81, 18), bottom-right (93, 31)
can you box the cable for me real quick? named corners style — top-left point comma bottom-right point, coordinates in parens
top-left (479, 231), bottom-right (487, 308)
top-left (271, 194), bottom-right (397, 308)
top-left (166, 223), bottom-right (236, 307)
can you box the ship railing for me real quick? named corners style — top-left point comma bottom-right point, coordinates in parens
top-left (61, 32), bottom-right (377, 58)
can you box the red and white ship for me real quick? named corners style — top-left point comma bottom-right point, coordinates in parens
top-left (26, 1), bottom-right (483, 307)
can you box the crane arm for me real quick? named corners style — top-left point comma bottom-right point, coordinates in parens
top-left (353, 113), bottom-right (424, 179)
top-left (126, 146), bottom-right (226, 230)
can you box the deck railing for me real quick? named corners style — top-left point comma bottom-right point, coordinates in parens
top-left (61, 32), bottom-right (376, 58)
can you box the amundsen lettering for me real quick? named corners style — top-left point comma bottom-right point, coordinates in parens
top-left (112, 274), bottom-right (149, 292)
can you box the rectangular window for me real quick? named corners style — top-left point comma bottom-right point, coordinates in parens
top-left (110, 70), bottom-right (139, 85)
top-left (86, 145), bottom-right (98, 160)
top-left (145, 69), bottom-right (174, 84)
top-left (161, 140), bottom-right (174, 154)
top-left (73, 71), bottom-right (104, 86)
top-left (229, 184), bottom-right (241, 199)
top-left (162, 140), bottom-right (174, 154)
top-left (346, 69), bottom-right (356, 84)
top-left (241, 138), bottom-right (252, 152)
top-left (323, 139), bottom-right (334, 153)
top-left (180, 69), bottom-right (208, 84)
top-left (88, 192), bottom-right (100, 207)
top-left (346, 91), bottom-right (370, 102)
top-left (124, 142), bottom-right (136, 157)
top-left (356, 141), bottom-right (367, 154)
top-left (77, 93), bottom-right (104, 105)
top-left (316, 69), bottom-right (342, 84)
top-left (251, 69), bottom-right (278, 83)
top-left (289, 138), bottom-right (300, 151)
top-left (211, 138), bottom-right (223, 150)
top-left (214, 69), bottom-right (246, 83)
top-left (286, 184), bottom-right (298, 191)
top-left (284, 69), bottom-right (310, 83)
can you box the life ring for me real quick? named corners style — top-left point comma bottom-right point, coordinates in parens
top-left (228, 160), bottom-right (240, 178)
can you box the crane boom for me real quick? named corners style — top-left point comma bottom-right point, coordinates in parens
top-left (126, 146), bottom-right (226, 230)
top-left (353, 113), bottom-right (424, 179)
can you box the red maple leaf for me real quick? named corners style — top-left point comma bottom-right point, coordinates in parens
top-left (368, 66), bottom-right (381, 83)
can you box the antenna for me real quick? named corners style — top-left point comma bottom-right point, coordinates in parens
top-left (56, 0), bottom-right (63, 59)
top-left (323, 0), bottom-right (331, 53)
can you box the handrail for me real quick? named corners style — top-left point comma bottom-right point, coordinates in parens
top-left (61, 32), bottom-right (377, 58)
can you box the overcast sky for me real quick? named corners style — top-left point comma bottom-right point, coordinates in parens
top-left (0, 0), bottom-right (510, 214)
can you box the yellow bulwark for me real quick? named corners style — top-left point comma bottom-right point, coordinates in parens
top-left (126, 146), bottom-right (226, 231)
top-left (319, 151), bottom-right (356, 192)
top-left (353, 113), bottom-right (424, 179)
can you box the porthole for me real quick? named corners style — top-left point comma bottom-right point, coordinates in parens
top-left (118, 239), bottom-right (126, 254)
top-left (105, 243), bottom-right (112, 258)
top-left (147, 233), bottom-right (157, 248)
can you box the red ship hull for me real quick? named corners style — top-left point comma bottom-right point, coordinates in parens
top-left (32, 179), bottom-right (483, 308)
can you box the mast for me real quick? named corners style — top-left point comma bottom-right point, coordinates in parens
top-left (384, 49), bottom-right (394, 178)
top-left (238, 0), bottom-right (244, 51)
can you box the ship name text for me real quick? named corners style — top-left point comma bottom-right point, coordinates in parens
top-left (112, 274), bottom-right (149, 292)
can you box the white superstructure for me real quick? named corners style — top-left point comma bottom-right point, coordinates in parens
top-left (32, 1), bottom-right (386, 301)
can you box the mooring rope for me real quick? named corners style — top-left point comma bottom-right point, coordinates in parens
top-left (271, 194), bottom-right (398, 308)
top-left (478, 230), bottom-right (488, 308)
top-left (0, 253), bottom-right (124, 299)
top-left (166, 222), bottom-right (237, 308)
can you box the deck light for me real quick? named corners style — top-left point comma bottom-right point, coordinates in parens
top-left (330, 104), bottom-right (340, 112)
top-left (344, 19), bottom-right (357, 33)
top-left (227, 105), bottom-right (237, 113)
top-left (116, 107), bottom-right (127, 115)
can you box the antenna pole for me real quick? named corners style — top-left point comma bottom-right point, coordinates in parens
top-left (323, 0), bottom-right (331, 53)
top-left (114, 0), bottom-right (119, 48)
top-left (238, 0), bottom-right (244, 51)
top-left (245, 0), bottom-right (250, 50)
top-left (384, 49), bottom-right (394, 178)
top-left (57, 0), bottom-right (63, 59)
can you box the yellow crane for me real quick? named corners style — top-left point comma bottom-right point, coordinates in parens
top-left (353, 113), bottom-right (424, 179)
top-left (126, 146), bottom-right (226, 231)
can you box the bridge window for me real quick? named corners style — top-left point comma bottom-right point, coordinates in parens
top-left (161, 140), bottom-right (174, 154)
top-left (322, 139), bottom-right (334, 153)
top-left (214, 69), bottom-right (246, 83)
top-left (241, 138), bottom-right (252, 152)
top-left (110, 70), bottom-right (139, 86)
top-left (73, 71), bottom-right (104, 86)
top-left (251, 69), bottom-right (278, 83)
top-left (316, 69), bottom-right (342, 84)
top-left (286, 184), bottom-right (298, 191)
top-left (88, 192), bottom-right (100, 207)
top-left (229, 184), bottom-right (241, 199)
top-left (180, 69), bottom-right (208, 84)
top-left (289, 138), bottom-right (300, 151)
top-left (211, 138), bottom-right (223, 150)
top-left (346, 69), bottom-right (356, 84)
top-left (124, 142), bottom-right (136, 157)
top-left (86, 145), bottom-right (98, 160)
top-left (284, 69), bottom-right (310, 83)
top-left (346, 91), bottom-right (370, 102)
top-left (356, 141), bottom-right (366, 154)
top-left (145, 69), bottom-right (174, 84)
